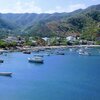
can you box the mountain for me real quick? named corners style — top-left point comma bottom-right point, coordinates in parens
top-left (0, 4), bottom-right (100, 40)
top-left (25, 4), bottom-right (100, 39)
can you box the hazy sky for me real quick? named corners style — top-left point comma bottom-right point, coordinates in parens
top-left (0, 0), bottom-right (99, 13)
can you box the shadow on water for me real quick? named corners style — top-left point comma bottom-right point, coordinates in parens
top-left (29, 62), bottom-right (44, 66)
top-left (0, 75), bottom-right (12, 78)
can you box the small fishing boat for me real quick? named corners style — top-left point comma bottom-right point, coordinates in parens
top-left (0, 52), bottom-right (3, 55)
top-left (56, 52), bottom-right (65, 55)
top-left (0, 59), bottom-right (4, 63)
top-left (28, 56), bottom-right (44, 63)
top-left (78, 48), bottom-right (84, 52)
top-left (0, 72), bottom-right (12, 76)
top-left (46, 53), bottom-right (50, 56)
top-left (34, 54), bottom-right (44, 57)
top-left (79, 51), bottom-right (91, 56)
top-left (69, 48), bottom-right (73, 52)
top-left (23, 51), bottom-right (31, 54)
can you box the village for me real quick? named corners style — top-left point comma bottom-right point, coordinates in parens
top-left (0, 34), bottom-right (97, 51)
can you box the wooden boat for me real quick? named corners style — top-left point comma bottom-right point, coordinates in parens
top-left (0, 72), bottom-right (12, 76)
top-left (28, 56), bottom-right (44, 63)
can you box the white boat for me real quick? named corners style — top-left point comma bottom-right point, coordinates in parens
top-left (69, 48), bottom-right (73, 52)
top-left (28, 56), bottom-right (44, 63)
top-left (45, 53), bottom-right (50, 56)
top-left (78, 48), bottom-right (84, 52)
top-left (34, 54), bottom-right (44, 57)
top-left (0, 72), bottom-right (12, 76)
top-left (79, 51), bottom-right (91, 56)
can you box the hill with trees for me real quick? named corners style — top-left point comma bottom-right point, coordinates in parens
top-left (0, 4), bottom-right (99, 40)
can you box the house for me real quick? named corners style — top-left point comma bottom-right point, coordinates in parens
top-left (31, 40), bottom-right (37, 46)
top-left (66, 36), bottom-right (76, 42)
top-left (3, 36), bottom-right (18, 43)
top-left (3, 36), bottom-right (25, 45)
top-left (42, 37), bottom-right (50, 46)
top-left (42, 37), bottom-right (49, 41)
top-left (79, 40), bottom-right (87, 45)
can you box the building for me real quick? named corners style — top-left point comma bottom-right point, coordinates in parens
top-left (3, 36), bottom-right (18, 43)
top-left (42, 37), bottom-right (50, 46)
top-left (3, 36), bottom-right (25, 44)
top-left (66, 36), bottom-right (76, 42)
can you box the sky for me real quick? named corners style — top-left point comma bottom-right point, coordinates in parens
top-left (0, 0), bottom-right (99, 13)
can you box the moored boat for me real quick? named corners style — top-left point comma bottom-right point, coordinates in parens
top-left (23, 51), bottom-right (31, 54)
top-left (0, 72), bottom-right (12, 76)
top-left (34, 54), bottom-right (44, 57)
top-left (0, 52), bottom-right (3, 55)
top-left (56, 52), bottom-right (65, 55)
top-left (79, 51), bottom-right (91, 56)
top-left (0, 59), bottom-right (4, 63)
top-left (28, 56), bottom-right (44, 63)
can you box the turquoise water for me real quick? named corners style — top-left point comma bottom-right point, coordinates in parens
top-left (0, 48), bottom-right (100, 100)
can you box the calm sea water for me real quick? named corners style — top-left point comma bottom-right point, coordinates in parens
top-left (0, 48), bottom-right (100, 100)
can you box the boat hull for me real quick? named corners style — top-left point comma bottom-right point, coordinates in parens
top-left (28, 57), bottom-right (44, 64)
top-left (0, 60), bottom-right (4, 63)
top-left (28, 59), bottom-right (43, 63)
top-left (0, 72), bottom-right (12, 76)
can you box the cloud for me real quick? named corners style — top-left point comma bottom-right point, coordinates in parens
top-left (45, 4), bottom-right (86, 13)
top-left (15, 1), bottom-right (42, 13)
top-left (67, 4), bottom-right (86, 12)
top-left (45, 6), bottom-right (65, 13)
top-left (91, 0), bottom-right (97, 1)
top-left (0, 1), bottom-right (87, 14)
top-left (0, 1), bottom-right (42, 13)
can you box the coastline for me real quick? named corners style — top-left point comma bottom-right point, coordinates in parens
top-left (0, 45), bottom-right (100, 52)
top-left (18, 45), bottom-right (100, 52)
top-left (30, 45), bottom-right (100, 50)
top-left (67, 45), bottom-right (100, 48)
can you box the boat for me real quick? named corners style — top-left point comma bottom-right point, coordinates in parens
top-left (0, 52), bottom-right (3, 55)
top-left (0, 59), bottom-right (4, 63)
top-left (46, 53), bottom-right (50, 56)
top-left (56, 52), bottom-right (65, 55)
top-left (69, 48), bottom-right (73, 52)
top-left (23, 51), bottom-right (31, 54)
top-left (78, 48), bottom-right (84, 52)
top-left (34, 54), bottom-right (44, 57)
top-left (79, 51), bottom-right (91, 56)
top-left (28, 56), bottom-right (44, 63)
top-left (0, 72), bottom-right (12, 76)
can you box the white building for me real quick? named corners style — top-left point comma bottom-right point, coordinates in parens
top-left (3, 36), bottom-right (25, 44)
top-left (42, 37), bottom-right (49, 41)
top-left (66, 36), bottom-right (76, 42)
top-left (4, 36), bottom-right (18, 43)
top-left (42, 37), bottom-right (50, 46)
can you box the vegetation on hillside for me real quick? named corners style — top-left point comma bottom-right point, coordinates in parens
top-left (0, 4), bottom-right (99, 41)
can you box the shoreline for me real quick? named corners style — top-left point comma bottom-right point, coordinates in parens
top-left (29, 45), bottom-right (100, 50)
top-left (67, 45), bottom-right (100, 48)
top-left (0, 45), bottom-right (100, 52)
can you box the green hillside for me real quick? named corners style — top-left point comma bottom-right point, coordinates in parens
top-left (0, 4), bottom-right (99, 40)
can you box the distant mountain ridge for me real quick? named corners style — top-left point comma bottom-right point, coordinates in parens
top-left (0, 4), bottom-right (100, 39)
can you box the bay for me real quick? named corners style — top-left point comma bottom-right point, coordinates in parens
top-left (0, 48), bottom-right (100, 100)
